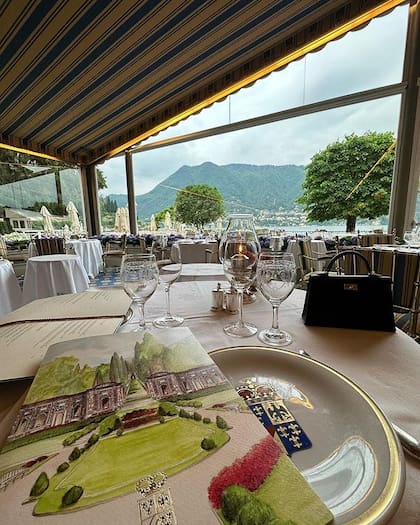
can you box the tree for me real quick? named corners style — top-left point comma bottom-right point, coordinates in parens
top-left (175, 184), bottom-right (224, 229)
top-left (297, 131), bottom-right (395, 232)
top-left (155, 206), bottom-right (174, 226)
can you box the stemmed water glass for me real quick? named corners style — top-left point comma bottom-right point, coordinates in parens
top-left (256, 252), bottom-right (296, 346)
top-left (120, 253), bottom-right (159, 331)
top-left (222, 224), bottom-right (260, 337)
top-left (153, 243), bottom-right (184, 327)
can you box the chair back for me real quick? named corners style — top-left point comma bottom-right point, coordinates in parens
top-left (359, 232), bottom-right (395, 247)
top-left (392, 251), bottom-right (420, 310)
top-left (0, 236), bottom-right (7, 258)
top-left (35, 237), bottom-right (66, 255)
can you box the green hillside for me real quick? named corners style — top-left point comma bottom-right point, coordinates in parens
top-left (109, 162), bottom-right (305, 219)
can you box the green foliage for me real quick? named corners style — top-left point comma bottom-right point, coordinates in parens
top-left (158, 401), bottom-right (178, 416)
top-left (98, 414), bottom-right (121, 436)
top-left (216, 415), bottom-right (228, 430)
top-left (201, 437), bottom-right (216, 450)
top-left (237, 498), bottom-right (276, 525)
top-left (69, 447), bottom-right (81, 462)
top-left (87, 433), bottom-right (100, 447)
top-left (30, 472), bottom-right (49, 497)
top-left (297, 131), bottom-right (395, 232)
top-left (100, 195), bottom-right (117, 213)
top-left (159, 416), bottom-right (165, 424)
top-left (25, 356), bottom-right (96, 404)
top-left (221, 484), bottom-right (253, 522)
top-left (57, 462), bottom-right (69, 473)
top-left (62, 423), bottom-right (97, 446)
top-left (116, 428), bottom-right (124, 437)
top-left (178, 408), bottom-right (191, 418)
top-left (175, 183), bottom-right (224, 229)
top-left (155, 206), bottom-right (175, 226)
top-left (62, 485), bottom-right (84, 506)
top-left (176, 399), bottom-right (203, 408)
top-left (203, 417), bottom-right (211, 424)
top-left (193, 412), bottom-right (202, 421)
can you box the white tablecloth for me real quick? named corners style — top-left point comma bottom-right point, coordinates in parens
top-left (22, 254), bottom-right (90, 303)
top-left (0, 259), bottom-right (22, 317)
top-left (28, 239), bottom-right (103, 278)
top-left (179, 263), bottom-right (225, 281)
top-left (65, 239), bottom-right (103, 278)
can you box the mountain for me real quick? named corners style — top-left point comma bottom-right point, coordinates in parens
top-left (108, 162), bottom-right (305, 219)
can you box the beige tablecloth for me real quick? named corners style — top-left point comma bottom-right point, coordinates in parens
top-left (1, 283), bottom-right (419, 523)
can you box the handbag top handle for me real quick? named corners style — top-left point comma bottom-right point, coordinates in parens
top-left (325, 250), bottom-right (372, 274)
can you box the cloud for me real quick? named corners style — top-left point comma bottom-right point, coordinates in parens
top-left (101, 5), bottom-right (408, 196)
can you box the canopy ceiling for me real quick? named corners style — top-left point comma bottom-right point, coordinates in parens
top-left (0, 0), bottom-right (404, 166)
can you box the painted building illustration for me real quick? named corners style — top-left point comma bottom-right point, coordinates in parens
top-left (8, 382), bottom-right (127, 441)
top-left (145, 364), bottom-right (228, 400)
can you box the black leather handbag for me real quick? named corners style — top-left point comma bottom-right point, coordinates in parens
top-left (302, 250), bottom-right (395, 332)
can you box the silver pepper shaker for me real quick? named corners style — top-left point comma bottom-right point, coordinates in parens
top-left (225, 286), bottom-right (239, 313)
top-left (211, 282), bottom-right (225, 311)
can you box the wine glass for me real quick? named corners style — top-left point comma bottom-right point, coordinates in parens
top-left (221, 220), bottom-right (260, 337)
top-left (120, 253), bottom-right (159, 331)
top-left (256, 252), bottom-right (296, 346)
top-left (153, 243), bottom-right (184, 327)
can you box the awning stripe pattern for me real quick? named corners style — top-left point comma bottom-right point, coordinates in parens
top-left (0, 0), bottom-right (403, 165)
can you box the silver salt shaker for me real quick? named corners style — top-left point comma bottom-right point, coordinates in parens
top-left (225, 287), bottom-right (239, 313)
top-left (211, 282), bottom-right (225, 311)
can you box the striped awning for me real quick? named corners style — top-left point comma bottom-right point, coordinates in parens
top-left (0, 0), bottom-right (404, 166)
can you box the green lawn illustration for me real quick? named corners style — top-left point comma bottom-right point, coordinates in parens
top-left (34, 417), bottom-right (229, 514)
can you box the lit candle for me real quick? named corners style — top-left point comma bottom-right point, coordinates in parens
top-left (231, 252), bottom-right (249, 272)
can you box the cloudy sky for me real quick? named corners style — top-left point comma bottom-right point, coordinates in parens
top-left (100, 5), bottom-right (408, 197)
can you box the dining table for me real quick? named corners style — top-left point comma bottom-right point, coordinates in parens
top-left (0, 258), bottom-right (22, 316)
top-left (65, 238), bottom-right (103, 278)
top-left (0, 281), bottom-right (419, 523)
top-left (22, 254), bottom-right (90, 304)
top-left (28, 238), bottom-right (103, 278)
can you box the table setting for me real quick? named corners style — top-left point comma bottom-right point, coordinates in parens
top-left (1, 214), bottom-right (419, 524)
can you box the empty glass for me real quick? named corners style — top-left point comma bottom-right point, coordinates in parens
top-left (120, 253), bottom-right (159, 331)
top-left (256, 252), bottom-right (296, 346)
top-left (153, 243), bottom-right (184, 327)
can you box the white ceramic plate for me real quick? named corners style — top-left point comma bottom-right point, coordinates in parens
top-left (210, 346), bottom-right (405, 525)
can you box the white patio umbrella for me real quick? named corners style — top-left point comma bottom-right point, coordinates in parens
top-left (150, 214), bottom-right (157, 232)
top-left (216, 217), bottom-right (223, 235)
top-left (114, 208), bottom-right (122, 232)
top-left (121, 207), bottom-right (130, 233)
top-left (66, 201), bottom-right (80, 233)
top-left (40, 205), bottom-right (54, 233)
top-left (164, 211), bottom-right (172, 232)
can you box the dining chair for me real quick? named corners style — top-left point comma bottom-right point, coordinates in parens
top-left (0, 235), bottom-right (28, 278)
top-left (299, 239), bottom-right (337, 274)
top-left (34, 237), bottom-right (66, 256)
top-left (359, 232), bottom-right (396, 247)
top-left (102, 234), bottom-right (127, 268)
top-left (392, 250), bottom-right (420, 338)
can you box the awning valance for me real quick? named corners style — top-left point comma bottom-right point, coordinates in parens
top-left (0, 0), bottom-right (405, 165)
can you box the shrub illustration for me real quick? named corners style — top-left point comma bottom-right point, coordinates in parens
top-left (68, 447), bottom-right (81, 462)
top-left (216, 415), bottom-right (228, 429)
top-left (62, 485), bottom-right (84, 506)
top-left (57, 462), bottom-right (69, 473)
top-left (208, 435), bottom-right (281, 508)
top-left (29, 471), bottom-right (49, 497)
top-left (221, 484), bottom-right (253, 522)
top-left (201, 437), bottom-right (216, 450)
top-left (237, 498), bottom-right (276, 525)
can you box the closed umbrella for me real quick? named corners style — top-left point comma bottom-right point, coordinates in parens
top-left (114, 208), bottom-right (122, 232)
top-left (150, 214), bottom-right (157, 232)
top-left (164, 211), bottom-right (172, 232)
top-left (40, 205), bottom-right (54, 233)
top-left (66, 201), bottom-right (80, 234)
top-left (121, 207), bottom-right (130, 233)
